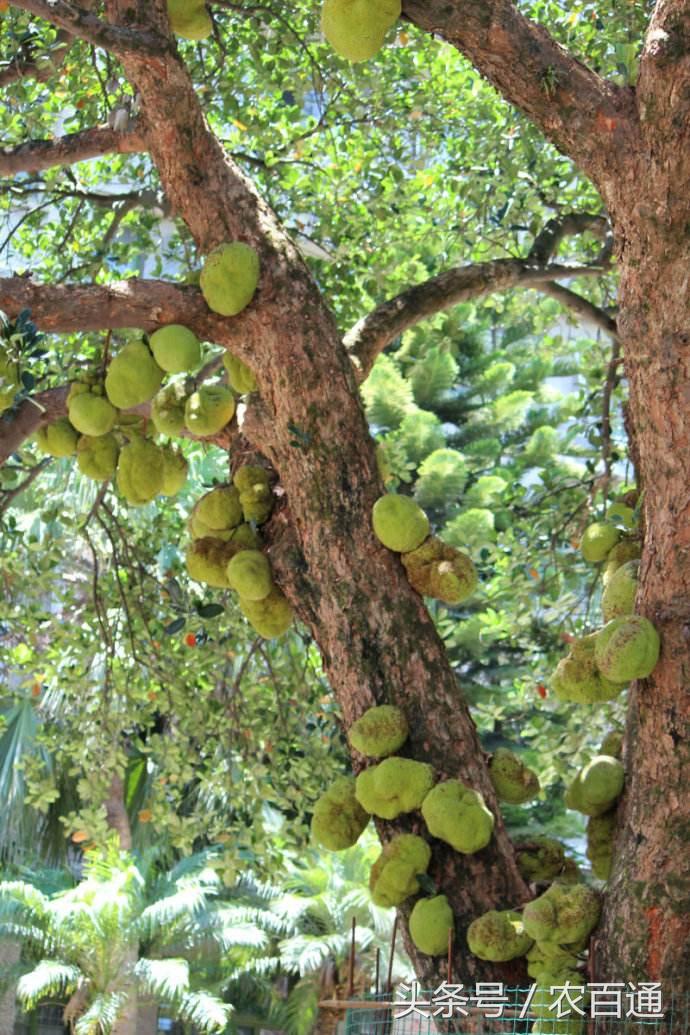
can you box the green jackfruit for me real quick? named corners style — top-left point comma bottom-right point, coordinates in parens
top-left (35, 418), bottom-right (78, 458)
top-left (516, 838), bottom-right (566, 883)
top-left (467, 909), bottom-right (533, 962)
top-left (531, 976), bottom-right (588, 1027)
top-left (76, 433), bottom-right (119, 481)
top-left (488, 748), bottom-right (540, 805)
top-left (369, 834), bottom-right (431, 907)
top-left (586, 811), bottom-right (616, 881)
top-left (594, 615), bottom-right (660, 682)
top-left (401, 537), bottom-right (477, 604)
top-left (185, 384), bottom-right (236, 436)
top-left (200, 242), bottom-right (260, 316)
top-left (311, 776), bottom-right (369, 851)
top-left (522, 883), bottom-right (600, 945)
top-left (186, 537), bottom-right (241, 588)
top-left (565, 756), bottom-right (624, 817)
top-left (526, 942), bottom-right (582, 982)
top-left (233, 465), bottom-right (273, 524)
top-left (105, 342), bottom-right (163, 409)
top-left (355, 758), bottom-right (434, 819)
top-left (167, 0), bottom-right (212, 39)
top-left (602, 540), bottom-right (641, 585)
top-left (580, 522), bottom-right (620, 563)
top-left (601, 559), bottom-right (638, 621)
top-left (67, 383), bottom-right (117, 436)
top-left (0, 343), bottom-right (20, 412)
top-left (348, 705), bottom-right (408, 758)
top-left (160, 447), bottom-right (188, 496)
top-left (190, 486), bottom-right (243, 538)
top-left (321, 0), bottom-right (401, 62)
top-left (239, 586), bottom-right (293, 638)
top-left (223, 352), bottom-right (257, 394)
top-left (151, 381), bottom-right (188, 436)
top-left (421, 779), bottom-right (494, 854)
top-left (408, 895), bottom-right (454, 956)
top-left (371, 494), bottom-right (429, 552)
top-left (599, 729), bottom-right (623, 758)
top-left (551, 635), bottom-right (626, 705)
top-left (226, 549), bottom-right (273, 600)
top-left (150, 325), bottom-right (201, 374)
top-left (116, 436), bottom-right (165, 505)
top-left (607, 502), bottom-right (637, 529)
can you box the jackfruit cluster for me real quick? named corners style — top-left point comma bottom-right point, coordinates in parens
top-left (167, 0), bottom-right (212, 39)
top-left (421, 779), bottom-right (494, 854)
top-left (355, 757), bottom-right (434, 819)
top-left (347, 705), bottom-right (408, 758)
top-left (321, 0), bottom-right (401, 62)
top-left (311, 776), bottom-right (369, 850)
top-left (488, 748), bottom-right (540, 805)
top-left (565, 756), bottom-right (624, 817)
top-left (369, 834), bottom-right (431, 907)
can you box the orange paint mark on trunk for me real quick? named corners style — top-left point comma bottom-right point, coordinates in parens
top-left (645, 906), bottom-right (663, 979)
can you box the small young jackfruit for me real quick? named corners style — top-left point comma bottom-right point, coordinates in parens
top-left (601, 559), bottom-right (638, 621)
top-left (594, 615), bottom-right (660, 682)
top-left (311, 776), bottom-right (369, 851)
top-left (369, 834), bottom-right (431, 907)
top-left (408, 895), bottom-right (454, 956)
top-left (526, 941), bottom-right (585, 982)
top-left (116, 436), bottom-right (165, 505)
top-left (35, 418), bottom-right (79, 458)
top-left (602, 539), bottom-right (641, 585)
top-left (531, 976), bottom-right (588, 1027)
top-left (150, 325), bottom-right (201, 374)
top-left (488, 748), bottom-right (540, 805)
top-left (466, 909), bottom-right (534, 962)
top-left (76, 433), bottom-right (119, 481)
top-left (239, 586), bottom-right (293, 638)
top-left (200, 242), bottom-right (260, 316)
top-left (599, 729), bottom-right (623, 758)
top-left (607, 501), bottom-right (637, 529)
top-left (105, 342), bottom-right (163, 409)
top-left (586, 811), bottom-right (616, 880)
top-left (226, 549), bottom-right (273, 601)
top-left (401, 537), bottom-right (477, 605)
top-left (355, 758), bottom-right (434, 819)
top-left (372, 494), bottom-right (429, 553)
top-left (167, 0), bottom-right (212, 39)
top-left (223, 352), bottom-right (257, 394)
top-left (186, 537), bottom-right (240, 588)
top-left (321, 0), bottom-right (401, 62)
top-left (522, 883), bottom-right (600, 945)
top-left (67, 383), bottom-right (117, 437)
top-left (580, 521), bottom-right (620, 563)
top-left (151, 381), bottom-right (188, 436)
top-left (190, 486), bottom-right (243, 538)
top-left (347, 705), bottom-right (408, 758)
top-left (551, 635), bottom-right (626, 705)
top-left (160, 447), bottom-right (188, 496)
top-left (0, 343), bottom-right (20, 412)
top-left (421, 779), bottom-right (494, 854)
top-left (184, 384), bottom-right (236, 436)
top-left (233, 465), bottom-right (273, 524)
top-left (515, 838), bottom-right (566, 883)
top-left (565, 756), bottom-right (624, 817)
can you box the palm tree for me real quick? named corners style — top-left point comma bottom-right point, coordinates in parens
top-left (0, 848), bottom-right (232, 1035)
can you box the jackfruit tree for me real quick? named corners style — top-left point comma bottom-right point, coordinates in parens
top-left (0, 0), bottom-right (688, 1006)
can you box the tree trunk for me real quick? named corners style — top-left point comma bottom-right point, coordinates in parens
top-left (0, 940), bottom-right (20, 1035)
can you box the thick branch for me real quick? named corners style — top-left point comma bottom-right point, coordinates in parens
top-left (537, 281), bottom-right (619, 340)
top-left (0, 124), bottom-right (146, 177)
top-left (402, 0), bottom-right (638, 188)
top-left (345, 259), bottom-right (608, 376)
top-left (528, 212), bottom-right (611, 263)
top-left (9, 0), bottom-right (168, 56)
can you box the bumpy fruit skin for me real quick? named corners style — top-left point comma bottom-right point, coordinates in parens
top-left (586, 811), bottom-right (616, 880)
top-left (594, 615), bottom-right (660, 682)
top-left (531, 976), bottom-right (588, 1032)
top-left (311, 776), bottom-right (369, 850)
top-left (191, 486), bottom-right (243, 538)
top-left (526, 942), bottom-right (583, 981)
top-left (105, 342), bottom-right (163, 409)
top-left (67, 383), bottom-right (117, 436)
top-left (151, 381), bottom-right (188, 436)
top-left (551, 635), bottom-right (626, 705)
top-left (489, 748), bottom-right (540, 805)
top-left (467, 909), bottom-right (534, 962)
top-left (601, 559), bottom-right (638, 622)
top-left (239, 586), bottom-right (293, 638)
top-left (580, 521), bottom-right (620, 563)
top-left (421, 779), bottom-right (494, 854)
top-left (160, 447), bottom-right (188, 496)
top-left (200, 242), bottom-right (260, 316)
top-left (408, 895), bottom-right (454, 956)
top-left (599, 729), bottom-right (623, 758)
top-left (372, 494), bottom-right (430, 553)
top-left (347, 705), bottom-right (408, 758)
top-left (167, 0), bottom-right (213, 39)
top-left (401, 537), bottom-right (477, 604)
top-left (186, 537), bottom-right (242, 588)
top-left (35, 418), bottom-right (79, 458)
top-left (321, 0), bottom-right (401, 62)
top-left (355, 758), bottom-right (434, 819)
top-left (369, 834), bottom-right (431, 907)
top-left (226, 549), bottom-right (273, 600)
top-left (233, 465), bottom-right (273, 524)
top-left (223, 352), bottom-right (257, 394)
top-left (76, 433), bottom-right (119, 481)
top-left (116, 437), bottom-right (165, 505)
top-left (185, 384), bottom-right (236, 436)
top-left (566, 756), bottom-right (624, 816)
top-left (150, 325), bottom-right (201, 374)
top-left (602, 540), bottom-right (641, 585)
top-left (516, 838), bottom-right (566, 883)
top-left (522, 883), bottom-right (600, 945)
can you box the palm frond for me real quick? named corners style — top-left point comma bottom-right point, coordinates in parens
top-left (134, 957), bottom-right (190, 1000)
top-left (178, 990), bottom-right (232, 1034)
top-left (74, 991), bottom-right (128, 1035)
top-left (16, 959), bottom-right (80, 1008)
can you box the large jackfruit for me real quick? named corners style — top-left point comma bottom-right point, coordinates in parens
top-left (321, 0), bottom-right (400, 62)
